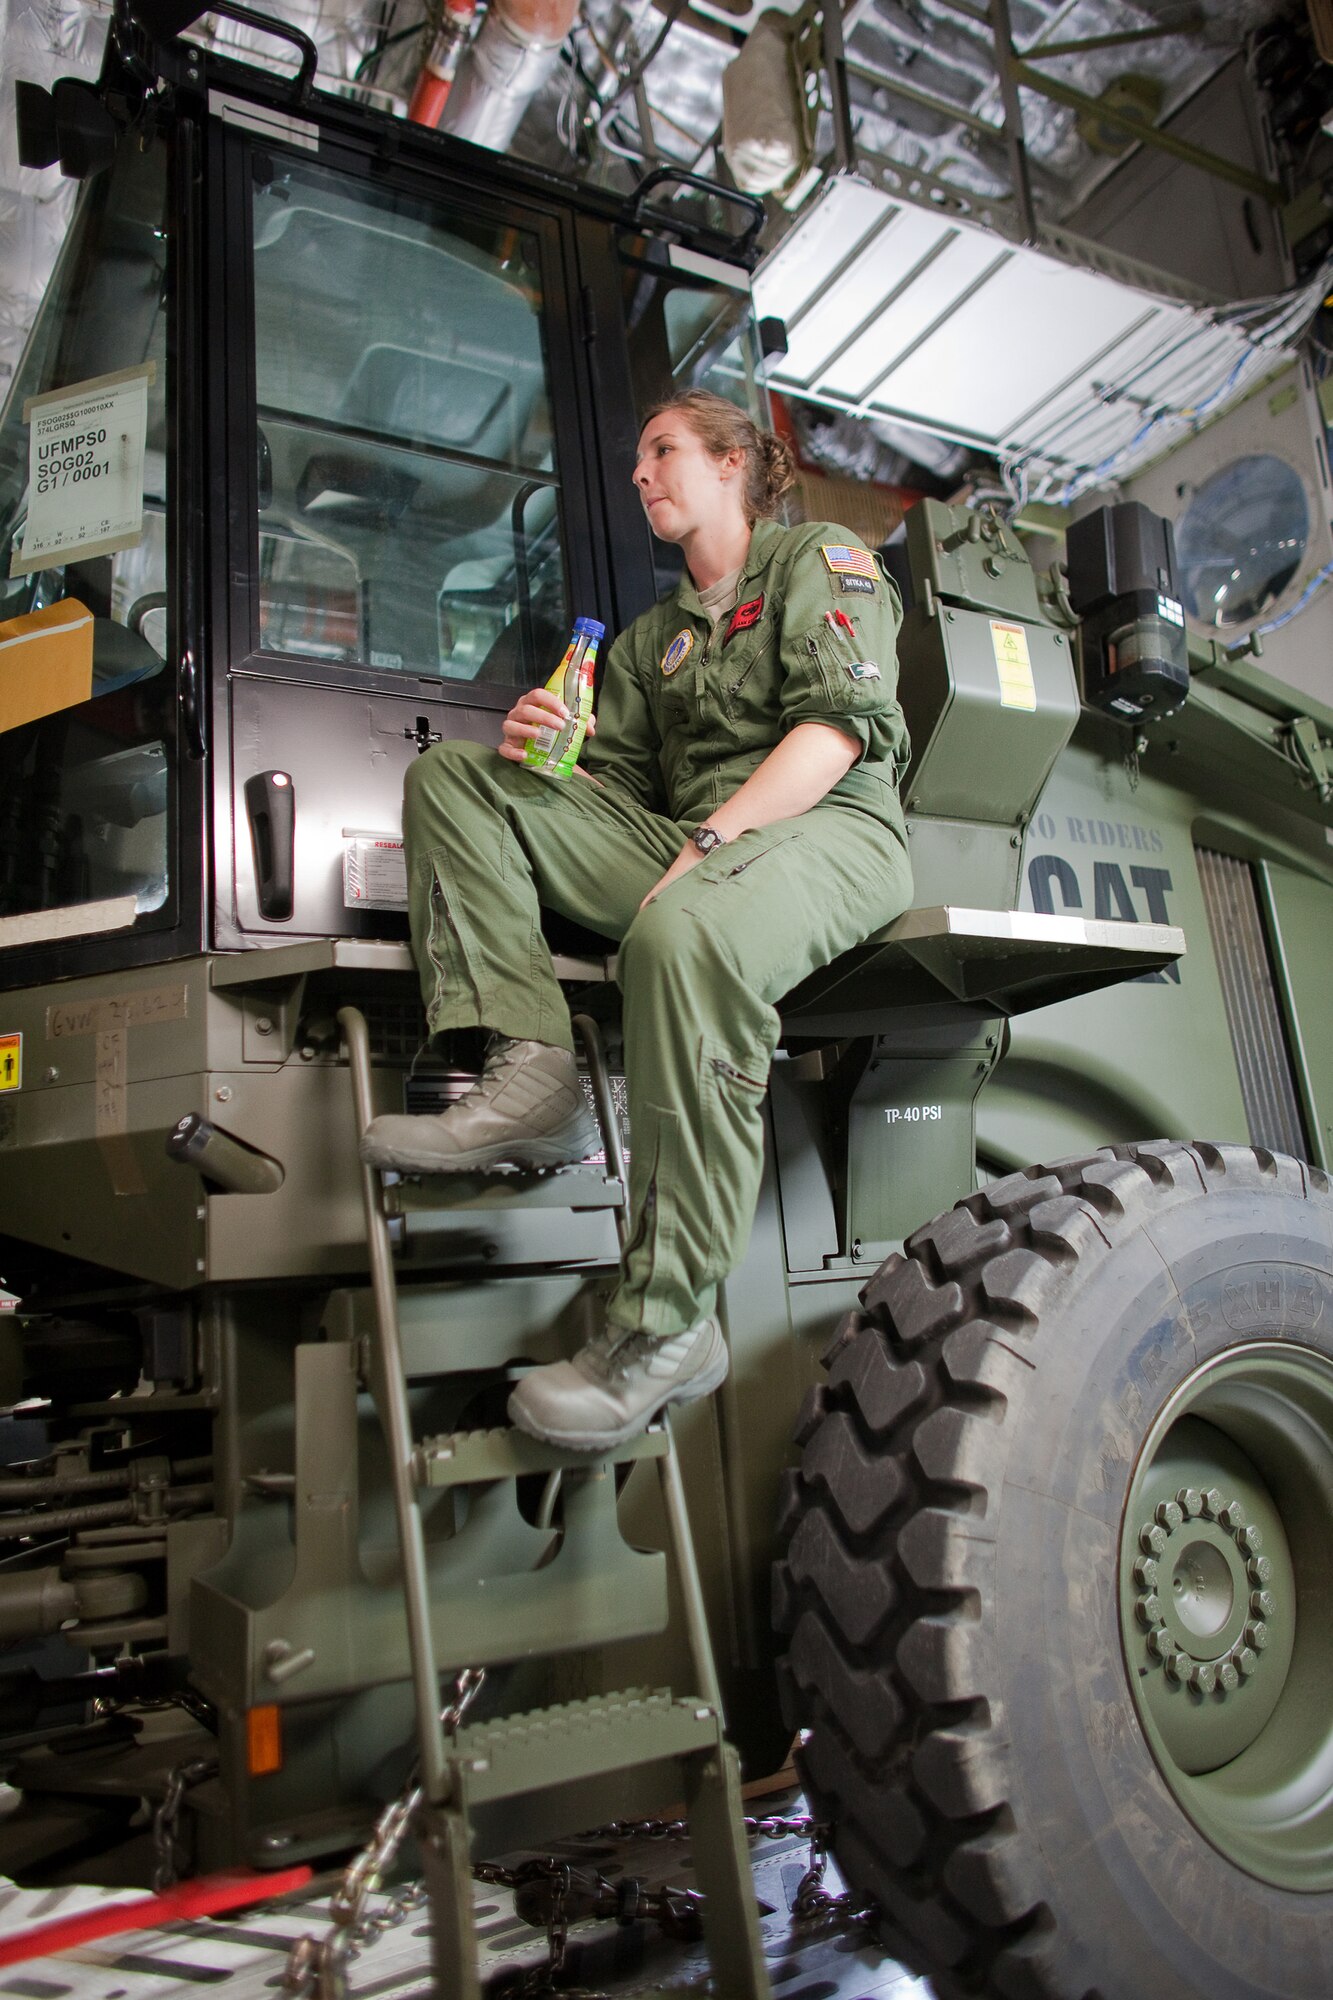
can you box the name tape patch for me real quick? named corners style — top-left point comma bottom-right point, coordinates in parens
top-left (840, 573), bottom-right (876, 595)
top-left (661, 629), bottom-right (694, 677)
top-left (722, 593), bottom-right (764, 646)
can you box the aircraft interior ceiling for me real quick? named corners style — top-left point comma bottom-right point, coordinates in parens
top-left (3, 0), bottom-right (1333, 699)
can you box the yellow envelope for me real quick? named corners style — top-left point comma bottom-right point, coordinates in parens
top-left (0, 597), bottom-right (93, 735)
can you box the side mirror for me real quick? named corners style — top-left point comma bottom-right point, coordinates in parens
top-left (14, 80), bottom-right (59, 170)
top-left (127, 0), bottom-right (209, 38)
top-left (14, 78), bottom-right (118, 179)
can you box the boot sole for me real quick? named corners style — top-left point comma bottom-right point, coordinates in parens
top-left (360, 1123), bottom-right (600, 1176)
top-left (506, 1344), bottom-right (731, 1453)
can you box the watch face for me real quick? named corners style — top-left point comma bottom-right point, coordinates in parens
top-left (692, 826), bottom-right (724, 855)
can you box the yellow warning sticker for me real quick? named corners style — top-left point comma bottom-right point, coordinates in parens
top-left (990, 620), bottom-right (1036, 711)
top-left (0, 1033), bottom-right (21, 1092)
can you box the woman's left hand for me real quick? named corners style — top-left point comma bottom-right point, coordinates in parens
top-left (638, 843), bottom-right (704, 911)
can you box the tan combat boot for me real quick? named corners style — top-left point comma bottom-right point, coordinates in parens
top-left (507, 1316), bottom-right (729, 1450)
top-left (359, 1037), bottom-right (598, 1174)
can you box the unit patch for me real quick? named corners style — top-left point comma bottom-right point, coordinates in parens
top-left (660, 629), bottom-right (694, 677)
top-left (840, 573), bottom-right (876, 595)
top-left (820, 544), bottom-right (877, 580)
top-left (845, 661), bottom-right (881, 682)
top-left (722, 593), bottom-right (764, 646)
top-left (0, 1033), bottom-right (20, 1092)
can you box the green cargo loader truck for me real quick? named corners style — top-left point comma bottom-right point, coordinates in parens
top-left (0, 13), bottom-right (1332, 1998)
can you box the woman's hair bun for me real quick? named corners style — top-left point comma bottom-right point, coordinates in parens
top-left (758, 431), bottom-right (797, 510)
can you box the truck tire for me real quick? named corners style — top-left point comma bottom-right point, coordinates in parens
top-left (773, 1141), bottom-right (1333, 2000)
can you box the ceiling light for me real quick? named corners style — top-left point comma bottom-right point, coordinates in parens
top-left (752, 175), bottom-right (1287, 498)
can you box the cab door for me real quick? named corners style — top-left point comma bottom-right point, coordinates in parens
top-left (208, 110), bottom-right (603, 946)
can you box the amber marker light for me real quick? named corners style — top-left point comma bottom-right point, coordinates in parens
top-left (247, 1703), bottom-right (283, 1776)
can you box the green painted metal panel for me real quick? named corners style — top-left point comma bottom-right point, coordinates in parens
top-left (1258, 860), bottom-right (1333, 1169)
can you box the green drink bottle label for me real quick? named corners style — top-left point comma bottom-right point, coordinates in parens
top-left (524, 617), bottom-right (605, 779)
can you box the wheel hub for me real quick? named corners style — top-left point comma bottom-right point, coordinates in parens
top-left (1119, 1338), bottom-right (1333, 1890)
top-left (1131, 1485), bottom-right (1279, 1707)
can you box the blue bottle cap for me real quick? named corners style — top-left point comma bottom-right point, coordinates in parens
top-left (573, 616), bottom-right (606, 640)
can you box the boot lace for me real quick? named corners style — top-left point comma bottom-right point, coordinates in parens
top-left (577, 1325), bottom-right (660, 1383)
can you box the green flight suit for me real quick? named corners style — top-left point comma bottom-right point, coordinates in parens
top-left (401, 517), bottom-right (913, 1336)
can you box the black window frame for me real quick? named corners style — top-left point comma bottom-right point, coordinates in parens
top-left (217, 121), bottom-right (605, 712)
top-left (0, 115), bottom-right (205, 997)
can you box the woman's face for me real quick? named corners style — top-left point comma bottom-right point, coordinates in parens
top-left (633, 412), bottom-right (745, 545)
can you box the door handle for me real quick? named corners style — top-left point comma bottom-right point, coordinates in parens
top-left (244, 769), bottom-right (295, 922)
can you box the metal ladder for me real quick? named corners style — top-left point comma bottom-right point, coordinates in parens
top-left (338, 1006), bottom-right (771, 2000)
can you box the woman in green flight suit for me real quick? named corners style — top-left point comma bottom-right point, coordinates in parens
top-left (361, 389), bottom-right (913, 1449)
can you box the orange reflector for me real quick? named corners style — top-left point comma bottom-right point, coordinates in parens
top-left (246, 1704), bottom-right (282, 1776)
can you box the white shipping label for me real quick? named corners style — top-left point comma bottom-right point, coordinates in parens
top-left (343, 834), bottom-right (409, 911)
top-left (11, 364), bottom-right (155, 578)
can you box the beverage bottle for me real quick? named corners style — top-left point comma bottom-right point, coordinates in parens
top-left (523, 617), bottom-right (604, 779)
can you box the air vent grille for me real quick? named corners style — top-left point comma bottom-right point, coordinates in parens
top-left (1195, 846), bottom-right (1308, 1160)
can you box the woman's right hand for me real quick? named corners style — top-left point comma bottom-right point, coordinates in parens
top-left (498, 686), bottom-right (596, 763)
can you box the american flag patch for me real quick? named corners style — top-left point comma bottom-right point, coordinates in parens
top-left (820, 544), bottom-right (877, 580)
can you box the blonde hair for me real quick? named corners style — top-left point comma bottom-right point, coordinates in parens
top-left (641, 389), bottom-right (796, 524)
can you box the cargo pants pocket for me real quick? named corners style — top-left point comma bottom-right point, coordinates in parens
top-left (617, 1103), bottom-right (682, 1333)
top-left (699, 1033), bottom-right (771, 1286)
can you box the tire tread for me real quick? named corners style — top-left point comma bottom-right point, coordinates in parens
top-left (772, 1141), bottom-right (1333, 1999)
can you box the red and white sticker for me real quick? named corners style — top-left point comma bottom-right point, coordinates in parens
top-left (0, 1032), bottom-right (21, 1092)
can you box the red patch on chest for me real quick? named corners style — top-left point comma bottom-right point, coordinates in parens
top-left (722, 593), bottom-right (765, 646)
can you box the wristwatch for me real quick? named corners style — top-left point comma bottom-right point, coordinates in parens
top-left (690, 824), bottom-right (728, 857)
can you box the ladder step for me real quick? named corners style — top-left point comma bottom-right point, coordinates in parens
top-left (415, 1422), bottom-right (669, 1486)
top-left (451, 1688), bottom-right (720, 1805)
top-left (385, 1165), bottom-right (624, 1217)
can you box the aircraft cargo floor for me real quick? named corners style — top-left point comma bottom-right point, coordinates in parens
top-left (0, 1789), bottom-right (936, 1999)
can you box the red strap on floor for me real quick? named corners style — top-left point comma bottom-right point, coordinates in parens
top-left (0, 1865), bottom-right (313, 1968)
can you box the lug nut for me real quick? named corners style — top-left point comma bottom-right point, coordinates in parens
top-left (1141, 1523), bottom-right (1168, 1557)
top-left (1189, 1662), bottom-right (1217, 1695)
top-left (1175, 1488), bottom-right (1204, 1518)
top-left (1137, 1594), bottom-right (1165, 1627)
top-left (1156, 1500), bottom-right (1184, 1533)
top-left (1218, 1660), bottom-right (1240, 1692)
top-left (1148, 1627), bottom-right (1176, 1662)
top-left (1239, 1522), bottom-right (1263, 1554)
top-left (1245, 1621), bottom-right (1270, 1651)
top-left (1201, 1488), bottom-right (1225, 1518)
top-left (1162, 1648), bottom-right (1187, 1681)
top-left (1134, 1556), bottom-right (1160, 1589)
top-left (1247, 1555), bottom-right (1273, 1585)
top-left (1218, 1501), bottom-right (1246, 1532)
top-left (1250, 1590), bottom-right (1275, 1619)
top-left (1236, 1646), bottom-right (1259, 1677)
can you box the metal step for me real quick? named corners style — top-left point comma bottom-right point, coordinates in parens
top-left (415, 1421), bottom-right (669, 1486)
top-left (385, 1163), bottom-right (624, 1219)
top-left (451, 1688), bottom-right (720, 1808)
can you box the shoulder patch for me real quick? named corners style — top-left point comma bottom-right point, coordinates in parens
top-left (722, 593), bottom-right (765, 646)
top-left (660, 629), bottom-right (694, 677)
top-left (820, 543), bottom-right (877, 580)
top-left (845, 661), bottom-right (881, 681)
top-left (840, 573), bottom-right (876, 596)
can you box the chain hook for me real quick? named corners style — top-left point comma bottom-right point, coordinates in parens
top-left (283, 1668), bottom-right (486, 1998)
top-left (151, 1755), bottom-right (217, 1893)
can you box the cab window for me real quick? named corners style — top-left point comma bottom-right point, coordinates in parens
top-left (0, 138), bottom-right (172, 936)
top-left (250, 158), bottom-right (568, 690)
